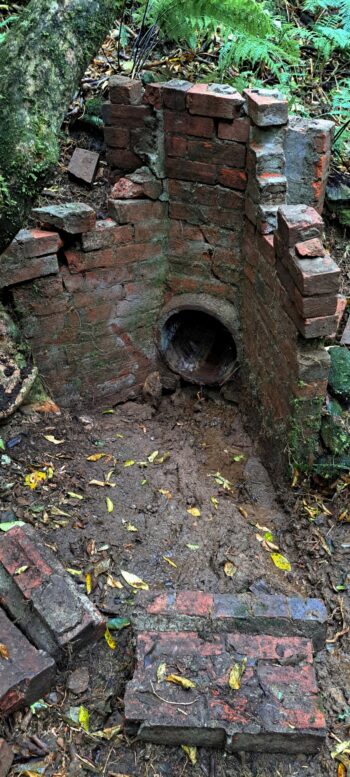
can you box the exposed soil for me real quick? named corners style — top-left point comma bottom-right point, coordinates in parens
top-left (0, 387), bottom-right (349, 776)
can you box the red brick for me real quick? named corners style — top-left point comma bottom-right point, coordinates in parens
top-left (0, 525), bottom-right (105, 658)
top-left (2, 228), bottom-right (63, 260)
top-left (165, 157), bottom-right (216, 184)
top-left (295, 238), bottom-right (325, 258)
top-left (164, 110), bottom-right (214, 138)
top-left (169, 220), bottom-right (204, 242)
top-left (0, 739), bottom-right (13, 777)
top-left (134, 220), bottom-right (166, 243)
top-left (65, 241), bottom-right (162, 273)
top-left (68, 148), bottom-right (99, 185)
top-left (188, 139), bottom-right (246, 168)
top-left (0, 608), bottom-right (55, 715)
top-left (109, 75), bottom-right (142, 105)
top-left (102, 102), bottom-right (154, 127)
top-left (108, 198), bottom-right (167, 224)
top-left (280, 248), bottom-right (340, 297)
top-left (217, 118), bottom-right (250, 143)
top-left (103, 126), bottom-right (130, 148)
top-left (217, 167), bottom-right (247, 190)
top-left (176, 591), bottom-right (214, 615)
top-left (106, 148), bottom-right (142, 171)
top-left (0, 253), bottom-right (59, 289)
top-left (165, 134), bottom-right (188, 157)
top-left (81, 220), bottom-right (133, 251)
top-left (187, 83), bottom-right (244, 119)
top-left (162, 79), bottom-right (192, 110)
top-left (243, 88), bottom-right (288, 127)
top-left (143, 82), bottom-right (163, 109)
top-left (12, 275), bottom-right (68, 317)
top-left (277, 205), bottom-right (324, 247)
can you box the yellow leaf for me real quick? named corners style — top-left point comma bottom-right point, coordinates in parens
top-left (187, 507), bottom-right (201, 517)
top-left (124, 460), bottom-right (135, 467)
top-left (156, 662), bottom-right (167, 682)
top-left (104, 627), bottom-right (116, 650)
top-left (210, 496), bottom-right (218, 509)
top-left (106, 496), bottom-right (114, 513)
top-left (159, 488), bottom-right (172, 499)
top-left (127, 523), bottom-right (138, 532)
top-left (90, 724), bottom-right (123, 740)
top-left (332, 740), bottom-right (350, 759)
top-left (291, 468), bottom-right (299, 487)
top-left (67, 491), bottom-right (83, 500)
top-left (14, 565), bottom-right (28, 575)
top-left (66, 567), bottom-right (82, 576)
top-left (24, 471), bottom-right (46, 489)
top-left (163, 556), bottom-right (177, 568)
top-left (228, 657), bottom-right (247, 690)
top-left (224, 561), bottom-right (236, 578)
top-left (337, 764), bottom-right (347, 777)
top-left (166, 674), bottom-right (196, 689)
top-left (271, 553), bottom-right (291, 572)
top-left (238, 506), bottom-right (248, 519)
top-left (86, 453), bottom-right (107, 461)
top-left (148, 450), bottom-right (159, 463)
top-left (50, 506), bottom-right (71, 517)
top-left (86, 573), bottom-right (92, 595)
top-left (0, 643), bottom-right (9, 660)
top-left (43, 435), bottom-right (64, 445)
top-left (181, 745), bottom-right (197, 765)
top-left (106, 574), bottom-right (123, 589)
top-left (78, 705), bottom-right (89, 731)
top-left (155, 452), bottom-right (171, 464)
top-left (121, 570), bottom-right (149, 590)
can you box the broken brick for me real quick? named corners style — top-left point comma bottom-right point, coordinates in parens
top-left (81, 220), bottom-right (133, 251)
top-left (162, 79), bottom-right (192, 110)
top-left (0, 525), bottom-right (105, 658)
top-left (109, 75), bottom-right (143, 105)
top-left (2, 228), bottom-right (63, 260)
top-left (68, 148), bottom-right (100, 185)
top-left (244, 88), bottom-right (288, 127)
top-left (277, 205), bottom-right (324, 247)
top-left (111, 167), bottom-right (162, 201)
top-left (0, 739), bottom-right (14, 777)
top-left (187, 84), bottom-right (244, 119)
top-left (0, 253), bottom-right (59, 290)
top-left (295, 238), bottom-right (325, 258)
top-left (0, 609), bottom-right (55, 715)
top-left (32, 202), bottom-right (96, 234)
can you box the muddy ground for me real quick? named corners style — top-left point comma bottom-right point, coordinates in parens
top-left (0, 387), bottom-right (349, 776)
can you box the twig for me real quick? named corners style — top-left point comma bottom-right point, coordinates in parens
top-left (150, 680), bottom-right (200, 706)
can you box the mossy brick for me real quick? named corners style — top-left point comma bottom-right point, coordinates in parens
top-left (243, 88), bottom-right (288, 127)
top-left (12, 276), bottom-right (70, 317)
top-left (1, 228), bottom-right (63, 260)
top-left (162, 79), bottom-right (192, 110)
top-left (218, 118), bottom-right (250, 143)
top-left (65, 241), bottom-right (161, 273)
top-left (124, 629), bottom-right (325, 752)
top-left (109, 75), bottom-right (142, 105)
top-left (0, 738), bottom-right (13, 776)
top-left (187, 83), bottom-right (244, 119)
top-left (0, 608), bottom-right (55, 715)
top-left (164, 110), bottom-right (215, 138)
top-left (0, 525), bottom-right (105, 658)
top-left (277, 205), bottom-right (324, 247)
top-left (328, 346), bottom-right (350, 402)
top-left (32, 202), bottom-right (96, 234)
top-left (321, 412), bottom-right (349, 455)
top-left (108, 198), bottom-right (167, 224)
top-left (81, 221), bottom-right (133, 252)
top-left (0, 253), bottom-right (59, 289)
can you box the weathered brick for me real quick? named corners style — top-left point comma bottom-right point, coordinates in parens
top-left (277, 262), bottom-right (337, 318)
top-left (247, 173), bottom-right (287, 205)
top-left (168, 179), bottom-right (244, 210)
top-left (187, 83), bottom-right (244, 119)
top-left (247, 143), bottom-right (285, 176)
top-left (68, 148), bottom-right (99, 185)
top-left (12, 275), bottom-right (69, 317)
top-left (0, 738), bottom-right (13, 777)
top-left (0, 525), bottom-right (105, 658)
top-left (295, 238), bottom-right (325, 258)
top-left (164, 110), bottom-right (215, 138)
top-left (280, 248), bottom-right (340, 297)
top-left (109, 75), bottom-right (143, 105)
top-left (217, 118), bottom-right (250, 143)
top-left (103, 126), bottom-right (130, 148)
top-left (188, 139), bottom-right (246, 168)
top-left (66, 240), bottom-right (161, 273)
top-left (102, 102), bottom-right (154, 127)
top-left (165, 134), bottom-right (188, 157)
top-left (0, 608), bottom-right (55, 715)
top-left (108, 198), bottom-right (167, 224)
top-left (81, 220), bottom-right (133, 251)
top-left (277, 205), bottom-right (324, 247)
top-left (111, 174), bottom-right (162, 202)
top-left (165, 157), bottom-right (216, 184)
top-left (162, 79), bottom-right (192, 110)
top-left (106, 148), bottom-right (142, 171)
top-left (134, 219), bottom-right (166, 243)
top-left (243, 88), bottom-right (288, 127)
top-left (0, 253), bottom-right (59, 289)
top-left (143, 82), bottom-right (163, 110)
top-left (217, 167), bottom-right (247, 190)
top-left (32, 202), bottom-right (96, 234)
top-left (2, 228), bottom-right (63, 260)
top-left (125, 629), bottom-right (325, 752)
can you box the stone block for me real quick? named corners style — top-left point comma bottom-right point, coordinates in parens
top-left (109, 75), bottom-right (143, 105)
top-left (0, 253), bottom-right (59, 289)
top-left (244, 88), bottom-right (288, 126)
top-left (277, 205), bottom-right (324, 247)
top-left (81, 220), bottom-right (133, 251)
top-left (187, 84), bottom-right (244, 119)
top-left (0, 608), bottom-right (55, 715)
top-left (124, 629), bottom-right (325, 752)
top-left (2, 228), bottom-right (63, 260)
top-left (0, 525), bottom-right (105, 658)
top-left (162, 79), bottom-right (192, 110)
top-left (32, 202), bottom-right (96, 234)
top-left (0, 739), bottom-right (13, 777)
top-left (68, 148), bottom-right (100, 185)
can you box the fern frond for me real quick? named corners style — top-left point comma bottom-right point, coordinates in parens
top-left (147, 0), bottom-right (273, 43)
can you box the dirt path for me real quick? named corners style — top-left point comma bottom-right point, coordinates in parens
top-left (0, 388), bottom-right (348, 776)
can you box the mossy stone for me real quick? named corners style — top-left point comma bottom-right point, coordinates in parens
top-left (313, 453), bottom-right (350, 478)
top-left (328, 347), bottom-right (350, 402)
top-left (321, 412), bottom-right (350, 455)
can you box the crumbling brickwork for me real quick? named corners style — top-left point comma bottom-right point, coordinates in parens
top-left (0, 77), bottom-right (343, 469)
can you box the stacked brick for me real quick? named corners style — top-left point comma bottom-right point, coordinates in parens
top-left (284, 116), bottom-right (334, 212)
top-left (103, 75), bottom-right (159, 174)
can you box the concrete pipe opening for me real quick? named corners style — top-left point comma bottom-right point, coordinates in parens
top-left (160, 309), bottom-right (238, 386)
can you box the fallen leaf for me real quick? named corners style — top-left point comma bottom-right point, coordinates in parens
top-left (332, 740), bottom-right (350, 759)
top-left (14, 565), bottom-right (29, 575)
top-left (271, 553), bottom-right (292, 572)
top-left (238, 505), bottom-right (249, 519)
top-left (181, 745), bottom-right (197, 765)
top-left (186, 543), bottom-right (200, 550)
top-left (224, 561), bottom-right (236, 578)
top-left (67, 491), bottom-right (84, 500)
top-left (337, 764), bottom-right (347, 777)
top-left (0, 520), bottom-right (25, 532)
top-left (104, 627), bottom-right (116, 650)
top-left (124, 460), bottom-right (135, 467)
top-left (107, 617), bottom-right (130, 631)
top-left (106, 574), bottom-right (123, 589)
top-left (66, 568), bottom-right (82, 576)
top-left (0, 643), bottom-right (9, 660)
top-left (102, 409), bottom-right (115, 414)
top-left (50, 506), bottom-right (71, 517)
top-left (159, 488), bottom-right (172, 499)
top-left (209, 472), bottom-right (232, 490)
top-left (157, 662), bottom-right (167, 682)
top-left (228, 657), bottom-right (247, 690)
top-left (78, 705), bottom-right (89, 732)
top-left (187, 507), bottom-right (201, 517)
top-left (24, 471), bottom-right (46, 489)
top-left (85, 573), bottom-right (92, 595)
top-left (43, 435), bottom-right (64, 445)
top-left (106, 496), bottom-right (114, 513)
top-left (121, 570), bottom-right (149, 590)
top-left (232, 454), bottom-right (244, 462)
top-left (127, 522), bottom-right (138, 532)
top-left (90, 724), bottom-right (123, 740)
top-left (86, 453), bottom-right (107, 461)
top-left (166, 674), bottom-right (196, 689)
top-left (148, 450), bottom-right (159, 463)
top-left (163, 556), bottom-right (177, 568)
top-left (210, 496), bottom-right (218, 509)
top-left (93, 558), bottom-right (111, 577)
top-left (155, 452), bottom-right (171, 464)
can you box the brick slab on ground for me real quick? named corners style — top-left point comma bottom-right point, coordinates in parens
top-left (0, 525), bottom-right (105, 658)
top-left (0, 608), bottom-right (55, 715)
top-left (124, 630), bottom-right (326, 753)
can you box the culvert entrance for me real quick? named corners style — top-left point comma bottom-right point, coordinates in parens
top-left (160, 309), bottom-right (237, 385)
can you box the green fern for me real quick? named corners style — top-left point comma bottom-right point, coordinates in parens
top-left (303, 0), bottom-right (350, 55)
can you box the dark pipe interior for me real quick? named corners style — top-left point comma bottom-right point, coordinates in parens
top-left (161, 310), bottom-right (237, 385)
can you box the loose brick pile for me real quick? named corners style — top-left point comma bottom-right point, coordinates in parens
top-left (125, 590), bottom-right (327, 752)
top-left (0, 76), bottom-right (344, 465)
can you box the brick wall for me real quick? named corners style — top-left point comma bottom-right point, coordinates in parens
top-left (0, 77), bottom-right (343, 469)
